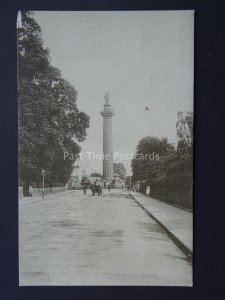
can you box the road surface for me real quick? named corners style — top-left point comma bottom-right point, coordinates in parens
top-left (19, 190), bottom-right (192, 285)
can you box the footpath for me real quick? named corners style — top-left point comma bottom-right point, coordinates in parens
top-left (129, 191), bottom-right (193, 260)
top-left (19, 189), bottom-right (80, 205)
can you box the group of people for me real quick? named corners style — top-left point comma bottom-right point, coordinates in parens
top-left (132, 185), bottom-right (140, 192)
top-left (82, 182), bottom-right (102, 196)
top-left (91, 182), bottom-right (102, 196)
top-left (82, 181), bottom-right (112, 196)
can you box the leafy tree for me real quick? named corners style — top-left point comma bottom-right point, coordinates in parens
top-left (113, 163), bottom-right (126, 180)
top-left (18, 11), bottom-right (90, 187)
top-left (80, 175), bottom-right (87, 186)
top-left (90, 173), bottom-right (102, 178)
top-left (131, 137), bottom-right (175, 182)
top-left (176, 112), bottom-right (193, 160)
top-left (125, 176), bottom-right (132, 188)
top-left (131, 113), bottom-right (193, 208)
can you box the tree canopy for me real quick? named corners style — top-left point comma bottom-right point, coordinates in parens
top-left (113, 163), bottom-right (126, 180)
top-left (90, 173), bottom-right (102, 178)
top-left (131, 114), bottom-right (193, 209)
top-left (176, 113), bottom-right (193, 160)
top-left (18, 11), bottom-right (90, 185)
top-left (131, 137), bottom-right (175, 182)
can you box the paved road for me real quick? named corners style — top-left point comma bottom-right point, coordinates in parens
top-left (19, 190), bottom-right (192, 285)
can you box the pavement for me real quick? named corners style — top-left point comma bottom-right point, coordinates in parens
top-left (129, 191), bottom-right (193, 258)
top-left (19, 189), bottom-right (192, 286)
top-left (19, 189), bottom-right (76, 205)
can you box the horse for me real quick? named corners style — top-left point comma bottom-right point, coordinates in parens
top-left (91, 184), bottom-right (102, 196)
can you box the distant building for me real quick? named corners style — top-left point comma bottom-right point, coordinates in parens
top-left (113, 174), bottom-right (125, 189)
top-left (67, 176), bottom-right (81, 190)
top-left (67, 163), bottom-right (81, 189)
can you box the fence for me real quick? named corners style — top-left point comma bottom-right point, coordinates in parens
top-left (19, 186), bottom-right (65, 198)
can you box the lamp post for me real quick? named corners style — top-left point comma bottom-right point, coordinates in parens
top-left (42, 169), bottom-right (45, 199)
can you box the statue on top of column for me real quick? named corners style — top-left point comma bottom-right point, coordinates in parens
top-left (104, 92), bottom-right (110, 104)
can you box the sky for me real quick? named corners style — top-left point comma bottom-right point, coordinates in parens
top-left (33, 11), bottom-right (194, 176)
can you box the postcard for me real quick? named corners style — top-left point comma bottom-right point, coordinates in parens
top-left (18, 10), bottom-right (194, 286)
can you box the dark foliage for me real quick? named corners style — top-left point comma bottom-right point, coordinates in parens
top-left (18, 11), bottom-right (90, 185)
top-left (132, 115), bottom-right (193, 208)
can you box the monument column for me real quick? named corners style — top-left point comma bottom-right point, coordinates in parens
top-left (100, 93), bottom-right (114, 182)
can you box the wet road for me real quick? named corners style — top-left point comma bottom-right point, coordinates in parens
top-left (19, 190), bottom-right (192, 285)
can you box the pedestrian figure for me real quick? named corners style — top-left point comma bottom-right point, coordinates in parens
top-left (108, 184), bottom-right (111, 192)
top-left (136, 183), bottom-right (140, 193)
top-left (91, 184), bottom-right (96, 196)
top-left (97, 184), bottom-right (102, 196)
top-left (91, 182), bottom-right (98, 196)
top-left (83, 185), bottom-right (87, 195)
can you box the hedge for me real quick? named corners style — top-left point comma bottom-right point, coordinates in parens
top-left (140, 171), bottom-right (192, 210)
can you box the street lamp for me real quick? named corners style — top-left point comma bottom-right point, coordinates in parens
top-left (42, 169), bottom-right (46, 199)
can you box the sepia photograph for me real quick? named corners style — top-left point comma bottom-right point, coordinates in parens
top-left (18, 10), bottom-right (194, 286)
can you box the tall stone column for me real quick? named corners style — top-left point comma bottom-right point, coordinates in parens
top-left (100, 93), bottom-right (114, 182)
